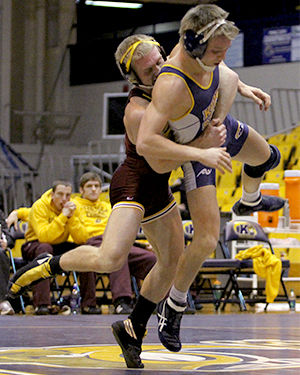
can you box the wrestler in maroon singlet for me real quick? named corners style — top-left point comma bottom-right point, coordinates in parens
top-left (110, 87), bottom-right (176, 223)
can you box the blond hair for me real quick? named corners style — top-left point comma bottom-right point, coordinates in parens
top-left (179, 4), bottom-right (239, 43)
top-left (115, 34), bottom-right (159, 83)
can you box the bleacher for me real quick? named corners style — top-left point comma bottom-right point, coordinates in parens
top-left (214, 125), bottom-right (300, 213)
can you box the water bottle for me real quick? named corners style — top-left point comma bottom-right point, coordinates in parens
top-left (213, 279), bottom-right (222, 300)
top-left (70, 283), bottom-right (81, 314)
top-left (289, 288), bottom-right (296, 312)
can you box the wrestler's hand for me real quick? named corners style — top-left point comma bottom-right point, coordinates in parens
top-left (202, 120), bottom-right (227, 147)
top-left (189, 120), bottom-right (226, 149)
top-left (238, 82), bottom-right (271, 111)
top-left (199, 147), bottom-right (232, 175)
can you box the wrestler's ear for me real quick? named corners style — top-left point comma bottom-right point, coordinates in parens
top-left (183, 29), bottom-right (208, 59)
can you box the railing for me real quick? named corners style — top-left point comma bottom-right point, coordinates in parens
top-left (230, 88), bottom-right (300, 138)
top-left (0, 169), bottom-right (36, 216)
top-left (70, 139), bottom-right (125, 191)
top-left (11, 110), bottom-right (81, 144)
top-left (270, 88), bottom-right (300, 134)
top-left (0, 143), bottom-right (89, 215)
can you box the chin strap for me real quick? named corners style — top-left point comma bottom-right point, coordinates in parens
top-left (196, 57), bottom-right (216, 72)
top-left (136, 83), bottom-right (154, 90)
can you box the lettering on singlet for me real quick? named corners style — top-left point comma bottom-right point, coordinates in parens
top-left (235, 121), bottom-right (244, 140)
top-left (196, 168), bottom-right (213, 178)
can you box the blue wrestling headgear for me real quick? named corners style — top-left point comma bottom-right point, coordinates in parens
top-left (184, 18), bottom-right (226, 60)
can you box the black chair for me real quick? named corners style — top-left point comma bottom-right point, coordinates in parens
top-left (220, 219), bottom-right (290, 311)
top-left (6, 221), bottom-right (29, 313)
top-left (50, 270), bottom-right (79, 308)
top-left (95, 273), bottom-right (113, 306)
top-left (8, 221), bottom-right (80, 311)
top-left (183, 220), bottom-right (246, 312)
top-left (94, 272), bottom-right (140, 310)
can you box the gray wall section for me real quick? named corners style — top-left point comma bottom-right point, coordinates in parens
top-left (67, 62), bottom-right (300, 146)
top-left (234, 62), bottom-right (300, 93)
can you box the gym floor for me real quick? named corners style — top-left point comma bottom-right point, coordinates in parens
top-left (0, 311), bottom-right (299, 375)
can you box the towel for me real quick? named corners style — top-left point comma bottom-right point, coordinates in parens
top-left (235, 245), bottom-right (282, 303)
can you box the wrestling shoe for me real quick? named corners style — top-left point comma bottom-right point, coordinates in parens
top-left (8, 253), bottom-right (54, 298)
top-left (232, 195), bottom-right (285, 216)
top-left (157, 298), bottom-right (185, 352)
top-left (111, 319), bottom-right (144, 368)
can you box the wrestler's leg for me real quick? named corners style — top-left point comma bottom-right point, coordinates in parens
top-left (111, 205), bottom-right (184, 366)
top-left (213, 64), bottom-right (239, 122)
top-left (232, 126), bottom-right (284, 215)
top-left (61, 206), bottom-right (144, 272)
top-left (174, 185), bottom-right (220, 293)
top-left (234, 126), bottom-right (270, 192)
top-left (157, 186), bottom-right (219, 352)
top-left (140, 205), bottom-right (184, 303)
top-left (9, 207), bottom-right (144, 296)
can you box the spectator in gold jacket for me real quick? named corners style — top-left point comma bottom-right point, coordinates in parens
top-left (16, 180), bottom-right (101, 315)
top-left (72, 172), bottom-right (156, 314)
top-left (7, 174), bottom-right (156, 315)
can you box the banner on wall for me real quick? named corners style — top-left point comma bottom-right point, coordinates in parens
top-left (291, 25), bottom-right (300, 61)
top-left (224, 32), bottom-right (244, 68)
top-left (263, 25), bottom-right (300, 64)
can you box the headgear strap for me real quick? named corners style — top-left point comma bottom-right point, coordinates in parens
top-left (195, 18), bottom-right (226, 44)
top-left (120, 40), bottom-right (161, 73)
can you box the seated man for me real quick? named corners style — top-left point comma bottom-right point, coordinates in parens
top-left (73, 172), bottom-right (157, 314)
top-left (7, 173), bottom-right (157, 314)
top-left (0, 209), bottom-right (15, 315)
top-left (14, 180), bottom-right (101, 315)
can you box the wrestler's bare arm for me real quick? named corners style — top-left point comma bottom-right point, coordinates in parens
top-left (168, 51), bottom-right (270, 120)
top-left (125, 96), bottom-right (226, 173)
top-left (136, 76), bottom-right (232, 174)
top-left (219, 61), bottom-right (271, 112)
top-left (124, 96), bottom-right (182, 172)
top-left (215, 63), bottom-right (239, 122)
top-left (124, 96), bottom-right (147, 144)
top-left (237, 80), bottom-right (271, 111)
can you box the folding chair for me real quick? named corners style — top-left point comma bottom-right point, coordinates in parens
top-left (9, 221), bottom-right (79, 310)
top-left (183, 220), bottom-right (246, 312)
top-left (95, 273), bottom-right (113, 306)
top-left (50, 270), bottom-right (79, 307)
top-left (220, 219), bottom-right (291, 311)
top-left (95, 272), bottom-right (140, 308)
top-left (6, 221), bottom-right (29, 313)
top-left (6, 247), bottom-right (26, 313)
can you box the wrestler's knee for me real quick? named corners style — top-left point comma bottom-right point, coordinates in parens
top-left (100, 251), bottom-right (127, 273)
top-left (155, 250), bottom-right (179, 272)
top-left (244, 144), bottom-right (280, 178)
top-left (191, 231), bottom-right (218, 258)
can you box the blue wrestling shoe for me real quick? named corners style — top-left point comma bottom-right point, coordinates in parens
top-left (232, 194), bottom-right (285, 216)
top-left (157, 298), bottom-right (185, 352)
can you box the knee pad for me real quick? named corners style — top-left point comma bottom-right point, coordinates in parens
top-left (243, 144), bottom-right (281, 178)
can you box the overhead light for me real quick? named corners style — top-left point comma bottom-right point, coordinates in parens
top-left (85, 1), bottom-right (143, 9)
